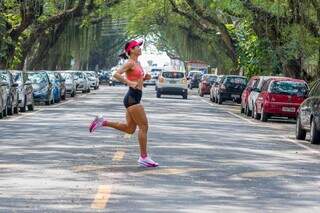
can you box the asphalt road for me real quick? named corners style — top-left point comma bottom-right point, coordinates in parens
top-left (1, 85), bottom-right (320, 213)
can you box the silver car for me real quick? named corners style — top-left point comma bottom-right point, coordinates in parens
top-left (60, 71), bottom-right (77, 97)
top-left (0, 79), bottom-right (9, 118)
top-left (11, 70), bottom-right (34, 112)
top-left (84, 71), bottom-right (99, 90)
top-left (74, 71), bottom-right (90, 93)
top-left (0, 70), bottom-right (19, 115)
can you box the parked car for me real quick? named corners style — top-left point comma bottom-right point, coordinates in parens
top-left (74, 71), bottom-right (90, 93)
top-left (54, 71), bottom-right (66, 100)
top-left (156, 70), bottom-right (188, 99)
top-left (210, 75), bottom-right (224, 102)
top-left (28, 71), bottom-right (53, 105)
top-left (0, 78), bottom-right (9, 118)
top-left (296, 80), bottom-right (320, 144)
top-left (247, 76), bottom-right (286, 118)
top-left (11, 70), bottom-right (34, 112)
top-left (0, 70), bottom-right (19, 115)
top-left (198, 74), bottom-right (218, 97)
top-left (45, 71), bottom-right (61, 103)
top-left (211, 75), bottom-right (247, 104)
top-left (188, 71), bottom-right (202, 89)
top-left (254, 78), bottom-right (308, 122)
top-left (60, 71), bottom-right (76, 97)
top-left (85, 71), bottom-right (99, 89)
top-left (240, 76), bottom-right (259, 114)
top-left (144, 68), bottom-right (162, 86)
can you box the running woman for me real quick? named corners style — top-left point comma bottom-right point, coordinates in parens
top-left (89, 40), bottom-right (159, 168)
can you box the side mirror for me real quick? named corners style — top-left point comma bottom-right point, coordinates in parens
top-left (0, 81), bottom-right (8, 86)
top-left (12, 82), bottom-right (19, 87)
top-left (25, 80), bottom-right (32, 85)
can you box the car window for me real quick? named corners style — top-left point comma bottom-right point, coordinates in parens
top-left (309, 82), bottom-right (320, 97)
top-left (224, 77), bottom-right (247, 85)
top-left (261, 80), bottom-right (271, 91)
top-left (208, 76), bottom-right (217, 82)
top-left (252, 79), bottom-right (260, 89)
top-left (270, 81), bottom-right (308, 96)
top-left (29, 73), bottom-right (46, 84)
top-left (162, 72), bottom-right (184, 79)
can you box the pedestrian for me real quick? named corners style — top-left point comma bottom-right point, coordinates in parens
top-left (89, 40), bottom-right (159, 168)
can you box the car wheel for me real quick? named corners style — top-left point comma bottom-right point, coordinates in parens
top-left (218, 94), bottom-right (223, 105)
top-left (71, 91), bottom-right (75, 97)
top-left (296, 116), bottom-right (306, 140)
top-left (253, 105), bottom-right (261, 120)
top-left (61, 93), bottom-right (66, 100)
top-left (0, 110), bottom-right (3, 119)
top-left (310, 118), bottom-right (320, 144)
top-left (260, 107), bottom-right (268, 122)
top-left (14, 106), bottom-right (18, 114)
top-left (20, 96), bottom-right (27, 112)
top-left (240, 104), bottom-right (244, 114)
top-left (27, 104), bottom-right (34, 111)
top-left (183, 93), bottom-right (188, 99)
top-left (3, 107), bottom-right (7, 117)
top-left (214, 95), bottom-right (218, 103)
top-left (156, 92), bottom-right (161, 98)
top-left (245, 105), bottom-right (251, 117)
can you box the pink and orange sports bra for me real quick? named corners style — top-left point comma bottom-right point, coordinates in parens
top-left (126, 61), bottom-right (144, 81)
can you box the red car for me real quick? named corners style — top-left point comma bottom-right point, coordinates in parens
top-left (255, 78), bottom-right (308, 122)
top-left (240, 76), bottom-right (259, 114)
top-left (198, 74), bottom-right (218, 97)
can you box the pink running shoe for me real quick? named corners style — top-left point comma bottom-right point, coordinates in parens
top-left (89, 115), bottom-right (105, 133)
top-left (138, 156), bottom-right (159, 167)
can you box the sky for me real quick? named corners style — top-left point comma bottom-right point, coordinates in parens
top-left (138, 43), bottom-right (171, 70)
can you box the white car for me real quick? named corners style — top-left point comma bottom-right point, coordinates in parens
top-left (85, 71), bottom-right (99, 89)
top-left (144, 68), bottom-right (162, 86)
top-left (74, 71), bottom-right (90, 93)
top-left (156, 70), bottom-right (188, 99)
top-left (60, 71), bottom-right (77, 97)
top-left (11, 70), bottom-right (34, 112)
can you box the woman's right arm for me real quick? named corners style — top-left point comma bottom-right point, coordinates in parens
top-left (113, 61), bottom-right (137, 88)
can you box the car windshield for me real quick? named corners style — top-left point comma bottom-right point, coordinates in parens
top-left (162, 72), bottom-right (184, 78)
top-left (0, 72), bottom-right (8, 82)
top-left (270, 81), bottom-right (308, 96)
top-left (14, 72), bottom-right (22, 83)
top-left (61, 73), bottom-right (72, 80)
top-left (29, 73), bottom-right (45, 84)
top-left (225, 77), bottom-right (247, 85)
top-left (208, 76), bottom-right (217, 82)
top-left (86, 72), bottom-right (95, 77)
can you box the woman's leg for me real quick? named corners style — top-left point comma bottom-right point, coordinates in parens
top-left (104, 110), bottom-right (137, 134)
top-left (127, 104), bottom-right (148, 157)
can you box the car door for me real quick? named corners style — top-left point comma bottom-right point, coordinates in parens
top-left (301, 82), bottom-right (320, 128)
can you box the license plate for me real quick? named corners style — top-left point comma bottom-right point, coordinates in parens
top-left (282, 107), bottom-right (295, 112)
top-left (231, 95), bottom-right (240, 98)
top-left (169, 80), bottom-right (176, 84)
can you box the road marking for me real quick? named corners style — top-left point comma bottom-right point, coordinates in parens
top-left (112, 151), bottom-right (125, 161)
top-left (91, 185), bottom-right (111, 209)
top-left (282, 136), bottom-right (320, 156)
top-left (200, 99), bottom-right (255, 124)
top-left (136, 168), bottom-right (207, 176)
top-left (227, 111), bottom-right (256, 124)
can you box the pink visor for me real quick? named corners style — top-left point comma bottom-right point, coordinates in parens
top-left (125, 40), bottom-right (143, 53)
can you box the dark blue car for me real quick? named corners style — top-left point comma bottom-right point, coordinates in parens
top-left (28, 71), bottom-right (53, 105)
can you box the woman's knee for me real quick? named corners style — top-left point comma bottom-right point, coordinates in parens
top-left (138, 123), bottom-right (148, 132)
top-left (128, 127), bottom-right (136, 134)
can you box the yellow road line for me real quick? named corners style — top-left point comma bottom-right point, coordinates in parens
top-left (112, 151), bottom-right (125, 161)
top-left (91, 185), bottom-right (111, 209)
